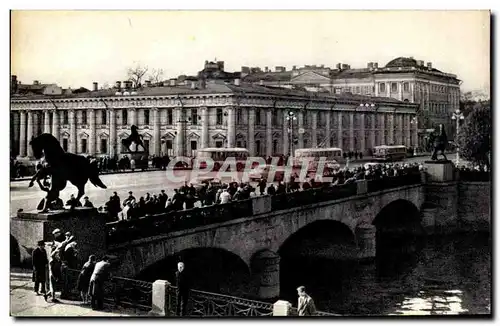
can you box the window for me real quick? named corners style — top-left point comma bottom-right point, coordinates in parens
top-left (167, 109), bottom-right (173, 125)
top-left (62, 138), bottom-right (68, 152)
top-left (272, 110), bottom-right (278, 125)
top-left (379, 83), bottom-right (386, 93)
top-left (100, 139), bottom-right (108, 154)
top-left (82, 111), bottom-right (87, 125)
top-left (273, 139), bottom-right (278, 154)
top-left (101, 109), bottom-right (107, 125)
top-left (255, 109), bottom-right (261, 125)
top-left (303, 112), bottom-right (308, 125)
top-left (255, 140), bottom-right (261, 154)
top-left (81, 139), bottom-right (87, 153)
top-left (63, 111), bottom-right (69, 124)
top-left (122, 109), bottom-right (128, 125)
top-left (236, 108), bottom-right (242, 125)
top-left (334, 87), bottom-right (342, 94)
top-left (391, 83), bottom-right (397, 92)
top-left (216, 108), bottom-right (223, 125)
top-left (236, 141), bottom-right (242, 148)
top-left (403, 82), bottom-right (409, 92)
top-left (166, 139), bottom-right (173, 150)
top-left (191, 109), bottom-right (198, 125)
top-left (144, 139), bottom-right (150, 152)
top-left (144, 110), bottom-right (150, 125)
top-left (215, 141), bottom-right (223, 148)
top-left (355, 86), bottom-right (360, 94)
top-left (190, 140), bottom-right (197, 150)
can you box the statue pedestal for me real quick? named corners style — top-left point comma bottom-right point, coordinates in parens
top-left (11, 208), bottom-right (107, 267)
top-left (424, 160), bottom-right (455, 182)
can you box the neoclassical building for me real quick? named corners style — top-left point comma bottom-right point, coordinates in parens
top-left (10, 80), bottom-right (419, 159)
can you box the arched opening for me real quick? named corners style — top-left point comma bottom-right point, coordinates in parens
top-left (278, 220), bottom-right (358, 312)
top-left (135, 247), bottom-right (251, 297)
top-left (372, 200), bottom-right (424, 278)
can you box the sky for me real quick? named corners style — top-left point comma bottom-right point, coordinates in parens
top-left (11, 10), bottom-right (490, 93)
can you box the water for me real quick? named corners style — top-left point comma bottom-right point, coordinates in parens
top-left (280, 233), bottom-right (491, 316)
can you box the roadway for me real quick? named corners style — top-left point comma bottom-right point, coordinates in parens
top-left (10, 155), bottom-right (430, 216)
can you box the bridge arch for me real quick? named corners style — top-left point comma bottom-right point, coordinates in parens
top-left (135, 247), bottom-right (252, 297)
top-left (372, 199), bottom-right (422, 235)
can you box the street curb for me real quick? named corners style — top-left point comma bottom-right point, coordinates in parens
top-left (11, 168), bottom-right (162, 182)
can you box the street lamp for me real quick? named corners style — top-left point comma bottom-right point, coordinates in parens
top-left (286, 111), bottom-right (297, 157)
top-left (411, 117), bottom-right (418, 156)
top-left (451, 108), bottom-right (465, 164)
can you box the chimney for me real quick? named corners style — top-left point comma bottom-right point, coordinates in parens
top-left (122, 81), bottom-right (129, 89)
top-left (169, 78), bottom-right (176, 86)
top-left (115, 81), bottom-right (121, 89)
top-left (33, 80), bottom-right (40, 85)
top-left (417, 60), bottom-right (424, 66)
top-left (336, 63), bottom-right (342, 70)
top-left (93, 82), bottom-right (98, 91)
top-left (234, 78), bottom-right (240, 86)
top-left (144, 80), bottom-right (151, 87)
top-left (373, 62), bottom-right (378, 69)
top-left (292, 65), bottom-right (297, 70)
top-left (341, 64), bottom-right (349, 70)
top-left (320, 64), bottom-right (324, 68)
top-left (427, 62), bottom-right (432, 69)
top-left (265, 66), bottom-right (269, 72)
top-left (259, 80), bottom-right (264, 86)
top-left (191, 81), bottom-right (196, 89)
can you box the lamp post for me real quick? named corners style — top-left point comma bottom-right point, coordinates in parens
top-left (451, 108), bottom-right (465, 164)
top-left (411, 116), bottom-right (418, 156)
top-left (286, 111), bottom-right (297, 157)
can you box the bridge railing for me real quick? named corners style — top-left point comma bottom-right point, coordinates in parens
top-left (366, 173), bottom-right (421, 193)
top-left (64, 268), bottom-right (153, 312)
top-left (457, 170), bottom-right (491, 182)
top-left (290, 306), bottom-right (340, 317)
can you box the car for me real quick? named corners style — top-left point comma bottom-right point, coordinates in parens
top-left (248, 165), bottom-right (284, 182)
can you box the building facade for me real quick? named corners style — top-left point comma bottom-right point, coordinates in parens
top-left (10, 81), bottom-right (419, 159)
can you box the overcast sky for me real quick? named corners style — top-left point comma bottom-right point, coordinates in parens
top-left (11, 10), bottom-right (490, 93)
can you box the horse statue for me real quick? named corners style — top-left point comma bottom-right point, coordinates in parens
top-left (430, 124), bottom-right (448, 161)
top-left (29, 133), bottom-right (107, 212)
top-left (121, 125), bottom-right (145, 152)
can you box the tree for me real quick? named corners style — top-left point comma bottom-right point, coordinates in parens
top-left (127, 64), bottom-right (149, 88)
top-left (456, 105), bottom-right (491, 168)
top-left (148, 68), bottom-right (164, 85)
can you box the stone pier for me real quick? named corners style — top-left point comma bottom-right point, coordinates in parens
top-left (251, 250), bottom-right (281, 299)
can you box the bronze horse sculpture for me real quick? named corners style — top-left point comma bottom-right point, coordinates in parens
top-left (29, 133), bottom-right (107, 212)
top-left (121, 125), bottom-right (146, 152)
top-left (430, 124), bottom-right (448, 161)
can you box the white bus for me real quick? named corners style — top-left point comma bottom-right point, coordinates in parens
top-left (196, 148), bottom-right (250, 171)
top-left (294, 148), bottom-right (344, 172)
top-left (373, 145), bottom-right (407, 161)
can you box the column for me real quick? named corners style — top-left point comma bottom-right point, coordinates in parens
top-left (201, 107), bottom-right (209, 149)
top-left (26, 111), bottom-right (33, 157)
top-left (311, 111), bottom-right (318, 147)
top-left (387, 113), bottom-right (394, 145)
top-left (398, 114), bottom-right (404, 145)
top-left (109, 109), bottom-right (117, 157)
top-left (386, 82), bottom-right (391, 98)
top-left (153, 108), bottom-right (161, 156)
top-left (251, 250), bottom-right (280, 299)
top-left (370, 113), bottom-right (376, 150)
top-left (349, 112), bottom-right (354, 151)
top-left (19, 111), bottom-right (27, 157)
top-left (69, 110), bottom-right (77, 153)
top-left (43, 110), bottom-right (51, 134)
top-left (89, 109), bottom-right (96, 155)
top-left (226, 107), bottom-right (236, 148)
top-left (129, 108), bottom-right (137, 126)
top-left (298, 111), bottom-right (304, 148)
top-left (412, 116), bottom-right (418, 148)
top-left (410, 82), bottom-right (415, 102)
top-left (398, 82), bottom-right (403, 101)
top-left (380, 113), bottom-right (385, 145)
top-left (360, 113), bottom-right (366, 153)
top-left (12, 112), bottom-right (20, 156)
top-left (175, 107), bottom-right (186, 156)
top-left (266, 109), bottom-right (272, 156)
top-left (374, 82), bottom-right (379, 97)
top-left (404, 114), bottom-right (411, 147)
top-left (325, 111), bottom-right (331, 147)
top-left (356, 225), bottom-right (376, 260)
top-left (282, 110), bottom-right (289, 156)
top-left (248, 108), bottom-right (255, 156)
top-left (52, 110), bottom-right (60, 142)
top-left (337, 111), bottom-right (343, 148)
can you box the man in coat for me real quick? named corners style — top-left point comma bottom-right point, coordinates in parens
top-left (32, 240), bottom-right (48, 295)
top-left (297, 286), bottom-right (316, 316)
top-left (89, 256), bottom-right (112, 310)
top-left (175, 261), bottom-right (190, 316)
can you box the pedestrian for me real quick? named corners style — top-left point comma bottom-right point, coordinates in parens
top-left (219, 188), bottom-right (231, 204)
top-left (77, 255), bottom-right (97, 304)
top-left (32, 240), bottom-right (48, 295)
top-left (89, 256), bottom-right (112, 311)
top-left (297, 286), bottom-right (316, 316)
top-left (176, 261), bottom-right (190, 316)
top-left (83, 196), bottom-right (94, 208)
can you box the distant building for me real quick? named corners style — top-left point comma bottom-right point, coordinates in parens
top-left (11, 76), bottom-right (63, 96)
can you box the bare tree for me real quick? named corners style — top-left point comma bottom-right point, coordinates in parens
top-left (102, 82), bottom-right (110, 90)
top-left (127, 64), bottom-right (149, 88)
top-left (148, 68), bottom-right (164, 85)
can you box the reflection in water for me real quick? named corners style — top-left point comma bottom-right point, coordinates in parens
top-left (280, 233), bottom-right (491, 316)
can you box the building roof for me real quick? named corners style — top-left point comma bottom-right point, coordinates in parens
top-left (329, 68), bottom-right (374, 79)
top-left (385, 57), bottom-right (419, 68)
top-left (242, 71), bottom-right (293, 82)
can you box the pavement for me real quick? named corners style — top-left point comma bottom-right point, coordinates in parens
top-left (10, 270), bottom-right (147, 317)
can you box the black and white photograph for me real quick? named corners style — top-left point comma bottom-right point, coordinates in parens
top-left (8, 9), bottom-right (491, 318)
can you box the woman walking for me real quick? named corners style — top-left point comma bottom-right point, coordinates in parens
top-left (76, 255), bottom-right (97, 304)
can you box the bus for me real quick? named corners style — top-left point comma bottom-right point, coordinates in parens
top-left (196, 148), bottom-right (250, 171)
top-left (294, 148), bottom-right (344, 172)
top-left (373, 145), bottom-right (407, 161)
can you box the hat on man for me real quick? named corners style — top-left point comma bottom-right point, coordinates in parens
top-left (84, 196), bottom-right (89, 200)
top-left (37, 240), bottom-right (45, 246)
top-left (129, 191), bottom-right (133, 195)
top-left (52, 228), bottom-right (61, 235)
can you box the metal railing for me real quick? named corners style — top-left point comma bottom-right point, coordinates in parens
top-left (366, 173), bottom-right (421, 193)
top-left (290, 306), bottom-right (340, 317)
top-left (64, 268), bottom-right (153, 312)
